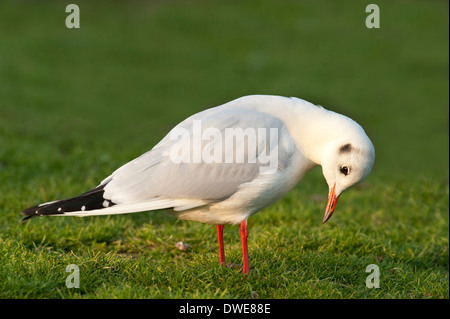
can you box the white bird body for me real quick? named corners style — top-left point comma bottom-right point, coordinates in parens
top-left (22, 95), bottom-right (375, 274)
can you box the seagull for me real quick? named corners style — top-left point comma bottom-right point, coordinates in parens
top-left (21, 95), bottom-right (375, 274)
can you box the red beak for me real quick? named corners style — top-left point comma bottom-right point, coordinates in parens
top-left (323, 184), bottom-right (339, 223)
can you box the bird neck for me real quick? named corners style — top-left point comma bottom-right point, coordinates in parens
top-left (280, 99), bottom-right (354, 166)
top-left (230, 95), bottom-right (356, 166)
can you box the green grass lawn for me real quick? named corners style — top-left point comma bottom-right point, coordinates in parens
top-left (0, 0), bottom-right (448, 299)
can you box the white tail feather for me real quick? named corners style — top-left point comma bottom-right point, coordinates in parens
top-left (56, 199), bottom-right (208, 217)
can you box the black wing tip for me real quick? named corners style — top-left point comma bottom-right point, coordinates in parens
top-left (20, 205), bottom-right (46, 221)
top-left (21, 215), bottom-right (34, 221)
top-left (21, 206), bottom-right (39, 216)
top-left (19, 183), bottom-right (114, 220)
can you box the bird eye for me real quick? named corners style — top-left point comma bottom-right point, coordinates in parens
top-left (340, 166), bottom-right (350, 176)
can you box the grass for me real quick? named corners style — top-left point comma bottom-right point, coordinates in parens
top-left (0, 0), bottom-right (448, 299)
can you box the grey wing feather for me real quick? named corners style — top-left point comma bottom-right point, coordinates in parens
top-left (103, 105), bottom-right (293, 206)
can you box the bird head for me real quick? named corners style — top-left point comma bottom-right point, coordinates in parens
top-left (320, 127), bottom-right (375, 223)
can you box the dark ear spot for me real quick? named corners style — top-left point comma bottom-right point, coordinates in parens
top-left (339, 143), bottom-right (352, 153)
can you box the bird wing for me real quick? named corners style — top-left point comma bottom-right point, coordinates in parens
top-left (99, 105), bottom-right (295, 213)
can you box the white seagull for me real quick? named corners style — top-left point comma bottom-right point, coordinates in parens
top-left (22, 95), bottom-right (375, 274)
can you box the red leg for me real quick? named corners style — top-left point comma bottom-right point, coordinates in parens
top-left (239, 220), bottom-right (249, 274)
top-left (216, 225), bottom-right (225, 265)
